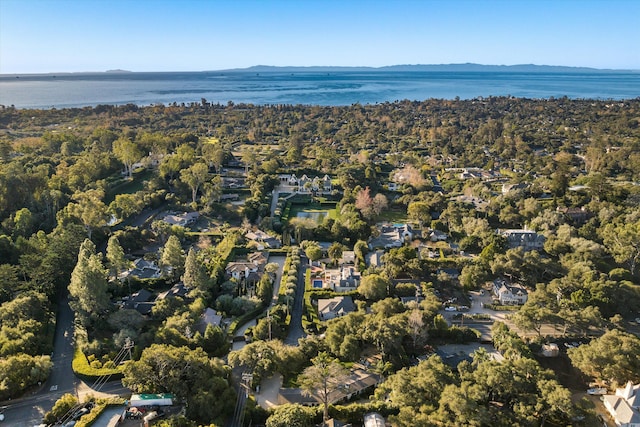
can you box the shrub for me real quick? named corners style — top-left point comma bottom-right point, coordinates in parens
top-left (72, 347), bottom-right (122, 382)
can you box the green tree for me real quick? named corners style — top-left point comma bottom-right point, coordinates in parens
top-left (63, 189), bottom-right (109, 240)
top-left (42, 393), bottom-right (78, 424)
top-left (0, 264), bottom-right (19, 304)
top-left (68, 239), bottom-right (111, 326)
top-left (298, 351), bottom-right (350, 424)
top-left (112, 136), bottom-right (143, 178)
top-left (228, 340), bottom-right (280, 385)
top-left (183, 248), bottom-right (209, 298)
top-left (11, 207), bottom-right (34, 238)
top-left (327, 242), bottom-right (344, 266)
top-left (201, 140), bottom-right (225, 174)
top-left (202, 175), bottom-right (223, 206)
top-left (407, 201), bottom-right (432, 226)
top-left (358, 274), bottom-right (390, 301)
top-left (375, 355), bottom-right (455, 426)
top-left (0, 353), bottom-right (52, 400)
top-left (266, 404), bottom-right (316, 427)
top-left (161, 235), bottom-right (185, 279)
top-left (180, 162), bottom-right (209, 204)
top-left (108, 192), bottom-right (145, 221)
top-left (303, 241), bottom-right (323, 265)
top-left (122, 344), bottom-right (235, 424)
top-left (106, 235), bottom-right (128, 279)
top-left (568, 329), bottom-right (640, 385)
top-left (602, 219), bottom-right (640, 276)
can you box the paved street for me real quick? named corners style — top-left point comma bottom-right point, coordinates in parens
top-left (285, 255), bottom-right (308, 345)
top-left (0, 296), bottom-right (130, 426)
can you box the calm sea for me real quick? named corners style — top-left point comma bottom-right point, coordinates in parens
top-left (1, 71), bottom-right (639, 109)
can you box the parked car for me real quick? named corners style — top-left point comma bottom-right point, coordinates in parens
top-left (444, 306), bottom-right (457, 312)
top-left (587, 387), bottom-right (608, 395)
top-left (72, 407), bottom-right (90, 420)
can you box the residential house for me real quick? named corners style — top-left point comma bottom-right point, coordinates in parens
top-left (340, 251), bottom-right (356, 265)
top-left (557, 206), bottom-right (592, 224)
top-left (444, 167), bottom-right (496, 181)
top-left (369, 223), bottom-right (413, 249)
top-left (499, 229), bottom-right (545, 251)
top-left (196, 307), bottom-right (223, 334)
top-left (226, 252), bottom-right (269, 284)
top-left (315, 266), bottom-right (360, 292)
top-left (245, 229), bottom-right (282, 249)
top-left (123, 289), bottom-right (155, 315)
top-left (501, 182), bottom-right (529, 194)
top-left (278, 366), bottom-right (380, 407)
top-left (436, 268), bottom-right (460, 279)
top-left (493, 278), bottom-right (528, 305)
top-left (121, 258), bottom-right (162, 280)
top-left (365, 250), bottom-right (385, 268)
top-left (317, 296), bottom-right (356, 320)
top-left (156, 282), bottom-right (189, 301)
top-left (364, 412), bottom-right (387, 427)
top-left (162, 211), bottom-right (200, 227)
top-left (220, 193), bottom-right (240, 201)
top-left (429, 229), bottom-right (448, 242)
top-left (278, 174), bottom-right (332, 193)
top-left (603, 381), bottom-right (640, 427)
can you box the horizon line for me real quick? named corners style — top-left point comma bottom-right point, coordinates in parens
top-left (2, 63), bottom-right (640, 76)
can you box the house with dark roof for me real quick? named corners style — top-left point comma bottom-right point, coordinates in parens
top-left (317, 296), bottom-right (356, 320)
top-left (557, 206), bottom-right (592, 224)
top-left (156, 282), bottom-right (189, 301)
top-left (121, 258), bottom-right (162, 280)
top-left (499, 229), bottom-right (545, 251)
top-left (196, 307), bottom-right (223, 334)
top-left (123, 289), bottom-right (155, 315)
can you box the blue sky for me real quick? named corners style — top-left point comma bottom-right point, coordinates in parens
top-left (1, 0), bottom-right (638, 73)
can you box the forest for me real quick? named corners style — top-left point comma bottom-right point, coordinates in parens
top-left (0, 96), bottom-right (639, 426)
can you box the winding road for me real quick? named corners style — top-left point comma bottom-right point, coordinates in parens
top-left (1, 296), bottom-right (129, 426)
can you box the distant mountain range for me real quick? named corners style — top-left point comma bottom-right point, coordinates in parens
top-left (217, 63), bottom-right (624, 73)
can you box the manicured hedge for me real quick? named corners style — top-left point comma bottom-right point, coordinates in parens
top-left (227, 306), bottom-right (266, 335)
top-left (71, 347), bottom-right (122, 382)
top-left (76, 398), bottom-right (126, 427)
top-left (485, 304), bottom-right (521, 311)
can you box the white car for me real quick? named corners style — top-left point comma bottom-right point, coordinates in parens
top-left (587, 387), bottom-right (608, 395)
top-left (444, 306), bottom-right (457, 312)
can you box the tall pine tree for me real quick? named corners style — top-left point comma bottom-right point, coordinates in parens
top-left (68, 239), bottom-right (111, 326)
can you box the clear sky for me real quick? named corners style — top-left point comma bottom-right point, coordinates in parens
top-left (1, 0), bottom-right (638, 73)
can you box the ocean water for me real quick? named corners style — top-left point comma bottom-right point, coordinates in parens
top-left (0, 70), bottom-right (639, 109)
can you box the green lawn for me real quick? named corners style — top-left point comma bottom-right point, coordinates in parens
top-left (105, 168), bottom-right (154, 203)
top-left (289, 202), bottom-right (338, 223)
top-left (375, 208), bottom-right (409, 223)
